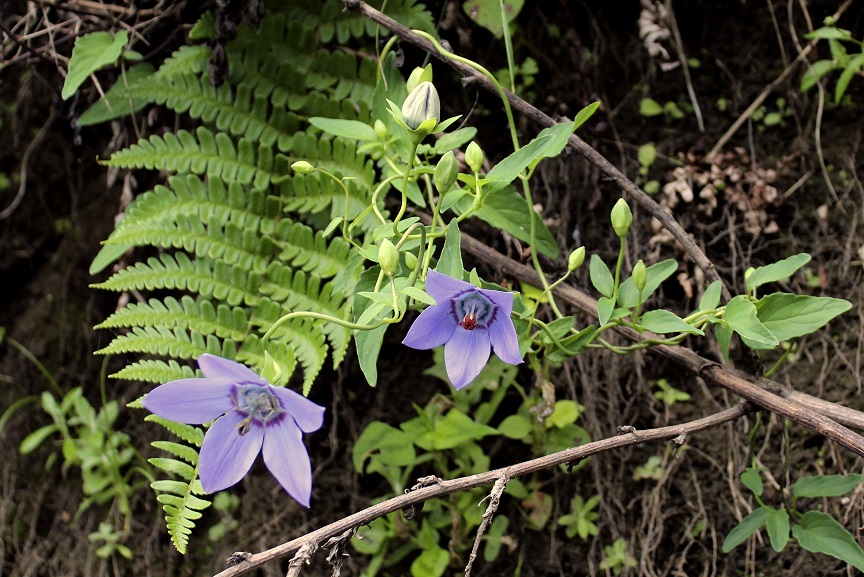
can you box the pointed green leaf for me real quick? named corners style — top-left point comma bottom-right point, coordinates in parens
top-left (725, 296), bottom-right (778, 346)
top-left (573, 101), bottom-right (601, 131)
top-left (422, 409), bottom-right (499, 450)
top-left (639, 310), bottom-right (703, 335)
top-left (698, 280), bottom-right (723, 312)
top-left (309, 117), bottom-right (377, 141)
top-left (755, 294), bottom-right (851, 343)
top-left (714, 322), bottom-right (732, 360)
top-left (436, 219), bottom-right (464, 280)
top-left (469, 185), bottom-right (559, 258)
top-left (792, 474), bottom-right (864, 498)
top-left (745, 253), bottom-right (811, 291)
top-left (63, 30), bottom-right (129, 100)
top-left (792, 511), bottom-right (864, 572)
top-left (485, 134), bottom-right (553, 184)
top-left (597, 296), bottom-right (614, 326)
top-left (722, 508), bottom-right (767, 552)
top-left (765, 508), bottom-right (790, 552)
top-left (589, 254), bottom-right (614, 298)
top-left (355, 324), bottom-right (386, 387)
top-left (740, 468), bottom-right (764, 496)
top-left (618, 259), bottom-right (677, 308)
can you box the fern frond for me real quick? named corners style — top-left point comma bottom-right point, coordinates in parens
top-left (96, 325), bottom-right (225, 359)
top-left (152, 440), bottom-right (200, 464)
top-left (260, 265), bottom-right (351, 366)
top-left (145, 415), bottom-right (204, 445)
top-left (113, 359), bottom-right (196, 384)
top-left (92, 252), bottom-right (261, 307)
top-left (315, 0), bottom-right (434, 43)
top-left (129, 73), bottom-right (300, 149)
top-left (149, 468), bottom-right (210, 553)
top-left (154, 45), bottom-right (211, 78)
top-left (111, 175), bottom-right (277, 239)
top-left (96, 296), bottom-right (249, 342)
top-left (278, 133), bottom-right (380, 230)
top-left (107, 212), bottom-right (275, 272)
top-left (104, 127), bottom-right (286, 189)
top-left (245, 314), bottom-right (327, 395)
top-left (272, 220), bottom-right (351, 278)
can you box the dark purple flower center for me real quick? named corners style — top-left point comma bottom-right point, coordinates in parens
top-left (232, 383), bottom-right (283, 435)
top-left (451, 290), bottom-right (497, 331)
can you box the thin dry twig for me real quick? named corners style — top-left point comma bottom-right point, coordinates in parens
top-left (212, 404), bottom-right (755, 577)
top-left (285, 541), bottom-right (318, 577)
top-left (453, 228), bottom-right (864, 450)
top-left (464, 474), bottom-right (508, 577)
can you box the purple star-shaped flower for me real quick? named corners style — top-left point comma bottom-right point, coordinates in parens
top-left (142, 354), bottom-right (325, 507)
top-left (402, 270), bottom-right (523, 390)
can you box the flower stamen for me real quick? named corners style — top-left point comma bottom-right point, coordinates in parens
top-left (462, 307), bottom-right (477, 330)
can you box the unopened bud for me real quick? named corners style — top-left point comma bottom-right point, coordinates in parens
top-left (401, 81), bottom-right (440, 130)
top-left (434, 151), bottom-right (459, 194)
top-left (292, 161), bottom-right (314, 175)
top-left (404, 251), bottom-right (418, 271)
top-left (567, 247), bottom-right (586, 271)
top-left (379, 239), bottom-right (399, 276)
top-left (465, 141), bottom-right (484, 173)
top-left (261, 351), bottom-right (284, 385)
top-left (610, 198), bottom-right (633, 238)
top-left (633, 259), bottom-right (647, 291)
top-left (374, 119), bottom-right (388, 140)
top-left (406, 65), bottom-right (433, 93)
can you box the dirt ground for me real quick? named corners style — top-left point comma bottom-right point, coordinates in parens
top-left (2, 1), bottom-right (864, 576)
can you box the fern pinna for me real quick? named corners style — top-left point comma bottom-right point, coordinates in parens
top-left (91, 0), bottom-right (434, 552)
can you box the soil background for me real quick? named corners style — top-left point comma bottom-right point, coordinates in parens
top-left (2, 1), bottom-right (864, 576)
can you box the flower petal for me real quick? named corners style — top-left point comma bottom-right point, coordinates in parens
top-left (444, 327), bottom-right (491, 390)
top-left (262, 417), bottom-right (313, 507)
top-left (482, 288), bottom-right (514, 317)
top-left (198, 354), bottom-right (265, 384)
top-left (198, 411), bottom-right (264, 493)
top-left (143, 378), bottom-right (235, 424)
top-left (402, 303), bottom-right (457, 350)
top-left (488, 314), bottom-right (523, 365)
top-left (271, 387), bottom-right (325, 433)
top-left (425, 269), bottom-right (472, 302)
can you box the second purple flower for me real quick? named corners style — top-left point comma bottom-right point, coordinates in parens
top-left (402, 270), bottom-right (523, 389)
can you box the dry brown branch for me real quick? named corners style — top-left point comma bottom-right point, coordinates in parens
top-left (212, 404), bottom-right (755, 577)
top-left (454, 229), bottom-right (864, 448)
top-left (341, 0), bottom-right (732, 301)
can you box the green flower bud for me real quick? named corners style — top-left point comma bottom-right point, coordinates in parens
top-left (434, 151), bottom-right (459, 194)
top-left (465, 141), bottom-right (484, 173)
top-left (260, 351), bottom-right (284, 385)
top-left (379, 238), bottom-right (399, 276)
top-left (374, 119), bottom-right (388, 140)
top-left (406, 65), bottom-right (433, 93)
top-left (633, 259), bottom-right (647, 291)
top-left (404, 251), bottom-right (418, 271)
top-left (401, 81), bottom-right (440, 130)
top-left (567, 247), bottom-right (586, 271)
top-left (610, 198), bottom-right (633, 238)
top-left (292, 160), bottom-right (314, 175)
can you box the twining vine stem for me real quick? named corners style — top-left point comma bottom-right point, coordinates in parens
top-left (454, 228), bottom-right (864, 448)
top-left (342, 0), bottom-right (731, 300)
top-left (206, 4), bottom-right (864, 575)
top-left (342, 0), bottom-right (864, 451)
top-left (212, 403), bottom-right (755, 577)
